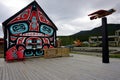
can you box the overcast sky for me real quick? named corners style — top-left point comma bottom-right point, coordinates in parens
top-left (0, 0), bottom-right (120, 37)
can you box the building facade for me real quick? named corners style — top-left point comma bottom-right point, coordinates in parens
top-left (2, 1), bottom-right (58, 61)
top-left (89, 30), bottom-right (120, 46)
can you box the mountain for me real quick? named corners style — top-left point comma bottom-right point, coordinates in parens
top-left (58, 24), bottom-right (120, 46)
top-left (70, 24), bottom-right (120, 41)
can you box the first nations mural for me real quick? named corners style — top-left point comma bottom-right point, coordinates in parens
top-left (2, 1), bottom-right (58, 61)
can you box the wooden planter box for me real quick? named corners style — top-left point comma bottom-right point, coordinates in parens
top-left (61, 48), bottom-right (70, 57)
top-left (44, 48), bottom-right (70, 58)
top-left (44, 48), bottom-right (57, 58)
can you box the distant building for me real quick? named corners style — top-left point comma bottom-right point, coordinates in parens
top-left (0, 38), bottom-right (4, 49)
top-left (89, 29), bottom-right (120, 46)
top-left (0, 38), bottom-right (4, 44)
top-left (2, 1), bottom-right (58, 60)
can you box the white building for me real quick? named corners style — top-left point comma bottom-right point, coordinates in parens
top-left (89, 30), bottom-right (120, 46)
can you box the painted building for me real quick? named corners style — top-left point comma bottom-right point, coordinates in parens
top-left (2, 1), bottom-right (58, 61)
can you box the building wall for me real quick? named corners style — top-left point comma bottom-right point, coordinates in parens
top-left (3, 1), bottom-right (57, 60)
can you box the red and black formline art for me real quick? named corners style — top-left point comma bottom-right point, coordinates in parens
top-left (2, 1), bottom-right (58, 61)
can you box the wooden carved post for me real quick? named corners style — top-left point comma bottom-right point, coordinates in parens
top-left (102, 17), bottom-right (109, 63)
top-left (88, 8), bottom-right (116, 63)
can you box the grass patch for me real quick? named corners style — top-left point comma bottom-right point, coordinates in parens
top-left (71, 51), bottom-right (102, 57)
top-left (71, 51), bottom-right (120, 59)
top-left (110, 54), bottom-right (120, 58)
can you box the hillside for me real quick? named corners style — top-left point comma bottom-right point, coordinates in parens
top-left (70, 24), bottom-right (120, 41)
top-left (58, 24), bottom-right (120, 46)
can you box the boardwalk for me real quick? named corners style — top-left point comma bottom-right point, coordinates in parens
top-left (0, 54), bottom-right (120, 80)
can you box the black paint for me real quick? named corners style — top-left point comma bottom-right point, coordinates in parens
top-left (102, 17), bottom-right (109, 63)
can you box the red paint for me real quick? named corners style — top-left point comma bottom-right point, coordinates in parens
top-left (8, 7), bottom-right (32, 25)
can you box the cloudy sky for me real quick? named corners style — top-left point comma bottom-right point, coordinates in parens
top-left (0, 0), bottom-right (120, 37)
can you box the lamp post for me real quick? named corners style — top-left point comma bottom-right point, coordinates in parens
top-left (88, 9), bottom-right (116, 63)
